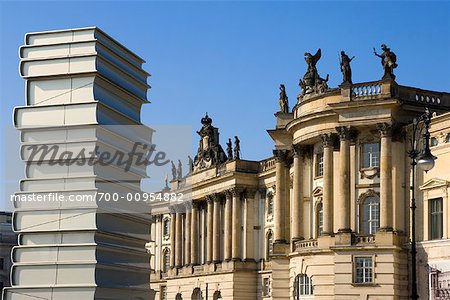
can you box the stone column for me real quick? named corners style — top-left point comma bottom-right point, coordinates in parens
top-left (336, 126), bottom-right (353, 233)
top-left (190, 202), bottom-right (199, 265)
top-left (273, 149), bottom-right (289, 243)
top-left (377, 123), bottom-right (393, 231)
top-left (244, 189), bottom-right (256, 261)
top-left (185, 208), bottom-right (191, 266)
top-left (175, 212), bottom-right (183, 268)
top-left (292, 145), bottom-right (304, 241)
top-left (321, 134), bottom-right (334, 235)
top-left (206, 196), bottom-right (214, 263)
top-left (169, 212), bottom-right (176, 268)
top-left (231, 188), bottom-right (242, 260)
top-left (224, 190), bottom-right (233, 261)
top-left (213, 195), bottom-right (221, 263)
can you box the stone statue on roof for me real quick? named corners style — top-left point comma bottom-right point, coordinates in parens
top-left (299, 48), bottom-right (329, 96)
top-left (279, 84), bottom-right (289, 113)
top-left (373, 44), bottom-right (397, 80)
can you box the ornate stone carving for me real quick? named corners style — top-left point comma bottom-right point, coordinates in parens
top-left (373, 44), bottom-right (398, 81)
top-left (321, 133), bottom-right (334, 148)
top-left (299, 48), bottom-right (329, 96)
top-left (336, 126), bottom-right (356, 141)
top-left (193, 114), bottom-right (227, 172)
top-left (357, 189), bottom-right (380, 204)
top-left (273, 149), bottom-right (290, 163)
top-left (376, 122), bottom-right (392, 137)
top-left (226, 138), bottom-right (233, 161)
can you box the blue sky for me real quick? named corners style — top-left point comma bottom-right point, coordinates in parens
top-left (1, 1), bottom-right (449, 210)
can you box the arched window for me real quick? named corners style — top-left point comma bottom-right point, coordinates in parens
top-left (294, 274), bottom-right (313, 299)
top-left (431, 137), bottom-right (439, 147)
top-left (316, 202), bottom-right (323, 236)
top-left (361, 196), bottom-right (380, 235)
top-left (213, 291), bottom-right (222, 300)
top-left (266, 230), bottom-right (274, 260)
top-left (163, 217), bottom-right (170, 240)
top-left (175, 293), bottom-right (183, 300)
top-left (162, 248), bottom-right (170, 272)
top-left (191, 288), bottom-right (202, 300)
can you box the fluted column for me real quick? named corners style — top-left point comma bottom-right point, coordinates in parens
top-left (336, 126), bottom-right (353, 233)
top-left (231, 188), bottom-right (242, 260)
top-left (224, 190), bottom-right (232, 261)
top-left (175, 212), bottom-right (183, 267)
top-left (190, 202), bottom-right (199, 265)
top-left (244, 189), bottom-right (256, 261)
top-left (292, 145), bottom-right (304, 241)
top-left (321, 134), bottom-right (334, 235)
top-left (206, 196), bottom-right (214, 263)
top-left (273, 149), bottom-right (289, 243)
top-left (213, 195), bottom-right (221, 263)
top-left (378, 123), bottom-right (393, 231)
top-left (169, 212), bottom-right (176, 268)
top-left (185, 208), bottom-right (191, 266)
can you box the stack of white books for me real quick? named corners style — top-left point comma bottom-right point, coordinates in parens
top-left (4, 27), bottom-right (154, 300)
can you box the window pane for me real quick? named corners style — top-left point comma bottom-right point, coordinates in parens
top-left (429, 198), bottom-right (443, 240)
top-left (362, 143), bottom-right (380, 168)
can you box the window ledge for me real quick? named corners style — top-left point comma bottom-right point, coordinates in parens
top-left (351, 283), bottom-right (378, 287)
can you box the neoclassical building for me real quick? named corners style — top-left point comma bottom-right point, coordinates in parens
top-left (148, 76), bottom-right (450, 299)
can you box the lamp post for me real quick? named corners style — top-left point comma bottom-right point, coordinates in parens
top-left (407, 107), bottom-right (436, 300)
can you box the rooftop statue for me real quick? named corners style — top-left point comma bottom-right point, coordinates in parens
top-left (177, 159), bottom-right (183, 180)
top-left (299, 48), bottom-right (329, 97)
top-left (171, 160), bottom-right (176, 181)
top-left (188, 155), bottom-right (194, 173)
top-left (226, 138), bottom-right (233, 161)
top-left (373, 44), bottom-right (397, 80)
top-left (193, 113), bottom-right (227, 172)
top-left (340, 51), bottom-right (355, 84)
top-left (279, 84), bottom-right (289, 113)
top-left (234, 136), bottom-right (241, 160)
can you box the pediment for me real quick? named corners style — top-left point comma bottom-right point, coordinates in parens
top-left (420, 178), bottom-right (449, 191)
top-left (312, 186), bottom-right (323, 197)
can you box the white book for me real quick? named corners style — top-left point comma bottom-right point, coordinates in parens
top-left (24, 27), bottom-right (145, 69)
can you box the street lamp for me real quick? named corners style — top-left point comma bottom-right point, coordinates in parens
top-left (407, 107), bottom-right (436, 300)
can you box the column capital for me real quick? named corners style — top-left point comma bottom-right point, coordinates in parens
top-left (321, 133), bottom-right (335, 148)
top-left (227, 186), bottom-right (244, 197)
top-left (376, 122), bottom-right (393, 137)
top-left (205, 194), bottom-right (217, 204)
top-left (273, 149), bottom-right (290, 163)
top-left (243, 188), bottom-right (257, 198)
top-left (336, 126), bottom-right (357, 141)
top-left (292, 144), bottom-right (311, 158)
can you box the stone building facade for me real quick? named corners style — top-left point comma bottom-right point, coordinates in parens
top-left (148, 80), bottom-right (450, 299)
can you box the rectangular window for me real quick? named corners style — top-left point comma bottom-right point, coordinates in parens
top-left (354, 257), bottom-right (373, 284)
top-left (316, 152), bottom-right (324, 177)
top-left (362, 143), bottom-right (380, 168)
top-left (429, 198), bottom-right (443, 240)
top-left (0, 258), bottom-right (3, 270)
top-left (160, 285), bottom-right (167, 300)
top-left (262, 277), bottom-right (271, 296)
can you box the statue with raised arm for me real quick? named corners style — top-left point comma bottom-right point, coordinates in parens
top-left (171, 161), bottom-right (176, 181)
top-left (234, 136), bottom-right (240, 160)
top-left (226, 138), bottom-right (233, 161)
top-left (340, 51), bottom-right (355, 84)
top-left (373, 44), bottom-right (397, 80)
top-left (279, 84), bottom-right (289, 113)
